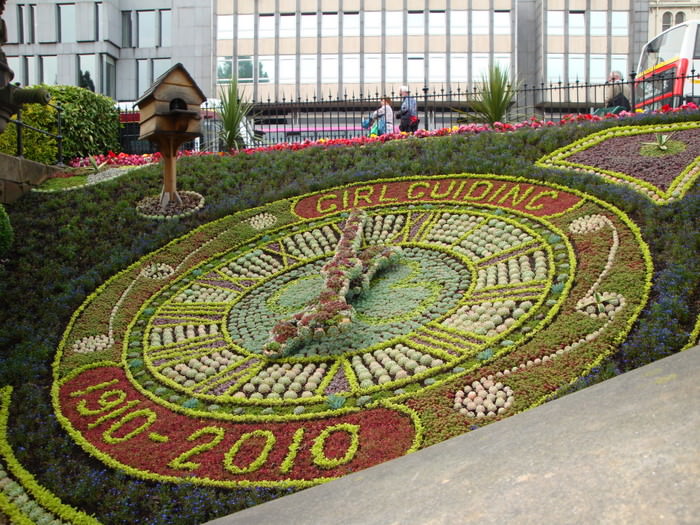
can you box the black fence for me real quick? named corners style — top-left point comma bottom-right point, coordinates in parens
top-left (10, 103), bottom-right (65, 164)
top-left (118, 71), bottom-right (700, 155)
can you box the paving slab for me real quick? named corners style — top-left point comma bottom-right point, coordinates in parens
top-left (207, 346), bottom-right (700, 525)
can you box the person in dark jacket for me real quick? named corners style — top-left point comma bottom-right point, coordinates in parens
top-left (397, 86), bottom-right (419, 132)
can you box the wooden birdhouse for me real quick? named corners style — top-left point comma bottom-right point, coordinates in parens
top-left (135, 63), bottom-right (206, 209)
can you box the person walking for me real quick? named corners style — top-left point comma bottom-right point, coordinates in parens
top-left (397, 86), bottom-right (419, 132)
top-left (369, 97), bottom-right (395, 135)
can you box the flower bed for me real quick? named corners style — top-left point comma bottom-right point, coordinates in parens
top-left (537, 121), bottom-right (700, 204)
top-left (51, 173), bottom-right (651, 490)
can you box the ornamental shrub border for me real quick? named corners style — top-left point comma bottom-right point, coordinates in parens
top-left (536, 121), bottom-right (700, 204)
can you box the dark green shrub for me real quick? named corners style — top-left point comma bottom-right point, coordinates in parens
top-left (0, 103), bottom-right (58, 164)
top-left (0, 85), bottom-right (120, 164)
top-left (0, 203), bottom-right (12, 256)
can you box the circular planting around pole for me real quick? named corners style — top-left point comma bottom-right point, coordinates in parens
top-left (52, 173), bottom-right (652, 489)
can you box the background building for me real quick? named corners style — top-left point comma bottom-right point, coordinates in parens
top-left (3, 0), bottom-right (214, 101)
top-left (3, 0), bottom-right (653, 104)
top-left (648, 1), bottom-right (700, 39)
top-left (217, 0), bottom-right (649, 101)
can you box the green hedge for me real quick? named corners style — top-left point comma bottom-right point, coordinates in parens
top-left (0, 204), bottom-right (11, 257)
top-left (0, 85), bottom-right (120, 163)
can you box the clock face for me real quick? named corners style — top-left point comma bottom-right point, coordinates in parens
top-left (53, 175), bottom-right (650, 487)
top-left (137, 205), bottom-right (564, 410)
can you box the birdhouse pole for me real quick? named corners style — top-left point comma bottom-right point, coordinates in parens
top-left (135, 63), bottom-right (206, 212)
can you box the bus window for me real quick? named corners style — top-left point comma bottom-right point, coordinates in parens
top-left (639, 25), bottom-right (686, 73)
top-left (694, 27), bottom-right (700, 59)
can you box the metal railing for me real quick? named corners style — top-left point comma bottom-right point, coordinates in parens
top-left (11, 103), bottom-right (65, 165)
top-left (117, 71), bottom-right (700, 154)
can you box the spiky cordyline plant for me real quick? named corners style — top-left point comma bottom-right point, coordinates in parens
top-left (458, 64), bottom-right (520, 125)
top-left (218, 76), bottom-right (256, 151)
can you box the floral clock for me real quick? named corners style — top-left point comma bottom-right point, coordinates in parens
top-left (52, 174), bottom-right (651, 489)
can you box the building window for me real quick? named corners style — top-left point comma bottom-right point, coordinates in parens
top-left (569, 11), bottom-right (585, 36)
top-left (675, 12), bottom-right (686, 26)
top-left (364, 54), bottom-right (381, 82)
top-left (407, 55), bottom-right (424, 84)
top-left (590, 11), bottom-right (607, 37)
top-left (364, 11), bottom-right (381, 37)
top-left (471, 11), bottom-right (489, 35)
top-left (96, 2), bottom-right (102, 41)
top-left (547, 11), bottom-right (564, 36)
top-left (259, 14), bottom-right (275, 38)
top-left (152, 58), bottom-right (170, 80)
top-left (611, 55), bottom-right (628, 79)
top-left (300, 55), bottom-right (317, 83)
top-left (494, 11), bottom-right (510, 35)
top-left (217, 56), bottom-right (232, 83)
top-left (137, 59), bottom-right (149, 95)
top-left (547, 53), bottom-right (564, 82)
top-left (450, 54), bottom-right (469, 82)
top-left (160, 10), bottom-right (171, 47)
top-left (137, 10), bottom-right (156, 48)
top-left (279, 55), bottom-right (296, 84)
top-left (238, 14), bottom-right (254, 39)
top-left (17, 4), bottom-right (36, 44)
top-left (238, 56), bottom-right (254, 83)
top-left (102, 54), bottom-right (116, 98)
top-left (58, 3), bottom-right (76, 43)
top-left (7, 57), bottom-right (21, 82)
top-left (40, 55), bottom-right (57, 85)
top-left (321, 12), bottom-right (338, 37)
top-left (386, 54), bottom-right (403, 82)
top-left (300, 13), bottom-right (317, 38)
top-left (385, 11), bottom-right (402, 36)
top-left (472, 54), bottom-right (490, 81)
top-left (568, 54), bottom-right (585, 81)
top-left (321, 54), bottom-right (339, 83)
top-left (662, 12), bottom-right (672, 32)
top-left (25, 55), bottom-right (38, 86)
top-left (217, 15), bottom-right (233, 39)
top-left (279, 13), bottom-right (296, 38)
top-left (589, 55), bottom-right (606, 83)
top-left (611, 12), bottom-right (628, 37)
top-left (343, 54), bottom-right (360, 83)
top-left (450, 10), bottom-right (468, 36)
top-left (428, 11), bottom-right (446, 36)
top-left (259, 57), bottom-right (274, 84)
top-left (78, 54), bottom-right (97, 91)
top-left (122, 11), bottom-right (133, 47)
top-left (343, 12), bottom-right (360, 37)
top-left (428, 53), bottom-right (446, 82)
top-left (408, 12), bottom-right (426, 38)
top-left (495, 54), bottom-right (512, 74)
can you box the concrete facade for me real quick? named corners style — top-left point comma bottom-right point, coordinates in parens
top-left (2, 0), bottom-right (214, 102)
top-left (648, 1), bottom-right (700, 38)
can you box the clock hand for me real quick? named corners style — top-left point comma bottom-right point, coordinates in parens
top-left (264, 209), bottom-right (402, 357)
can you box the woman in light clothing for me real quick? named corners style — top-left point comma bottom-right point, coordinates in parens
top-left (369, 97), bottom-right (395, 135)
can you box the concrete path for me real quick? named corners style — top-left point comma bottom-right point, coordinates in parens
top-left (207, 346), bottom-right (700, 525)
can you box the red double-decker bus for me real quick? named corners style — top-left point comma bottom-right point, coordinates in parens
top-left (635, 20), bottom-right (700, 110)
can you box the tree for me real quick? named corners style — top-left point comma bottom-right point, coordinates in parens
top-left (78, 70), bottom-right (95, 92)
top-left (457, 64), bottom-right (520, 125)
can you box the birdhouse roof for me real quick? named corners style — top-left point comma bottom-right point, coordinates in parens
top-left (134, 63), bottom-right (207, 108)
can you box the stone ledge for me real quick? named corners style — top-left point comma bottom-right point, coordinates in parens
top-left (207, 346), bottom-right (700, 525)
